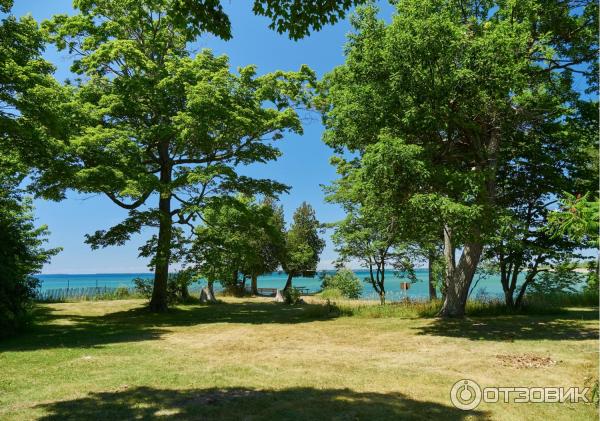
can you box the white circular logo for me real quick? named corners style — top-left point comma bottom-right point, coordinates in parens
top-left (450, 379), bottom-right (482, 410)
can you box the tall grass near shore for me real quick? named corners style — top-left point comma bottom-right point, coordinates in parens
top-left (310, 289), bottom-right (599, 319)
top-left (36, 286), bottom-right (146, 303)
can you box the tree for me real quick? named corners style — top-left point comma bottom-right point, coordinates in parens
top-left (0, 0), bottom-right (61, 337)
top-left (1, 0), bottom-right (62, 173)
top-left (325, 135), bottom-right (425, 304)
top-left (244, 197), bottom-right (286, 295)
top-left (26, 1), bottom-right (315, 311)
top-left (483, 103), bottom-right (596, 307)
top-left (190, 196), bottom-right (285, 296)
top-left (118, 0), bottom-right (372, 41)
top-left (282, 202), bottom-right (325, 291)
top-left (319, 1), bottom-right (598, 316)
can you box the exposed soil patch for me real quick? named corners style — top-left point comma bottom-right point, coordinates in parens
top-left (496, 353), bottom-right (557, 369)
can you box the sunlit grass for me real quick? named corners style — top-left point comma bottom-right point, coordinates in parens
top-left (0, 297), bottom-right (597, 420)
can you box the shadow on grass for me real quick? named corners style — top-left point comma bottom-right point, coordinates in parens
top-left (35, 386), bottom-right (487, 420)
top-left (415, 309), bottom-right (599, 341)
top-left (0, 300), bottom-right (336, 352)
top-left (104, 299), bottom-right (336, 326)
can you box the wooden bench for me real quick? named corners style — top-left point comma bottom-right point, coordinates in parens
top-left (255, 287), bottom-right (278, 297)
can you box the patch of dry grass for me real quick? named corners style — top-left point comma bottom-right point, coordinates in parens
top-left (0, 298), bottom-right (597, 420)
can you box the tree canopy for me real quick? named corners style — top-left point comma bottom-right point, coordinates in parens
top-left (282, 202), bottom-right (325, 290)
top-left (21, 0), bottom-right (315, 311)
top-left (0, 0), bottom-right (61, 336)
top-left (65, 0), bottom-right (371, 42)
top-left (319, 0), bottom-right (598, 316)
top-left (190, 196), bottom-right (285, 295)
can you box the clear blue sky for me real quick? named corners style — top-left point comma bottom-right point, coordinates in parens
top-left (11, 0), bottom-right (395, 274)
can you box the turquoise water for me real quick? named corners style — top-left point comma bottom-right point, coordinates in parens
top-left (37, 270), bottom-right (511, 300)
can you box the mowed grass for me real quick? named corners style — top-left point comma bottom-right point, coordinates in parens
top-left (0, 298), bottom-right (598, 420)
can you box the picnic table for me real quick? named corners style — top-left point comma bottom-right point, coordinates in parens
top-left (294, 286), bottom-right (312, 295)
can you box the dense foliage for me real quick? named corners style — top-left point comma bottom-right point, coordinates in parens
top-left (132, 268), bottom-right (198, 304)
top-left (0, 197), bottom-right (58, 337)
top-left (1, 0), bottom-right (596, 324)
top-left (22, 1), bottom-right (316, 311)
top-left (319, 0), bottom-right (598, 315)
top-left (190, 196), bottom-right (285, 296)
top-left (0, 1), bottom-right (60, 337)
top-left (282, 202), bottom-right (325, 290)
top-left (320, 269), bottom-right (362, 299)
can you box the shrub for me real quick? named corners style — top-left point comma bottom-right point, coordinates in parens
top-left (168, 268), bottom-right (197, 301)
top-left (133, 277), bottom-right (153, 298)
top-left (321, 269), bottom-right (362, 299)
top-left (0, 276), bottom-right (41, 337)
top-left (0, 197), bottom-right (59, 338)
top-left (133, 270), bottom-right (198, 304)
top-left (283, 287), bottom-right (302, 305)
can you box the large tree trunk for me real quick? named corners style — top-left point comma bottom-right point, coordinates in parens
top-left (438, 128), bottom-right (499, 317)
top-left (438, 226), bottom-right (483, 317)
top-left (150, 192), bottom-right (172, 312)
top-left (251, 274), bottom-right (258, 295)
top-left (149, 145), bottom-right (172, 312)
top-left (283, 272), bottom-right (293, 291)
top-left (428, 250), bottom-right (437, 300)
top-left (503, 288), bottom-right (515, 308)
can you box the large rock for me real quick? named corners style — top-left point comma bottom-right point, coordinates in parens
top-left (274, 289), bottom-right (285, 303)
top-left (200, 287), bottom-right (217, 303)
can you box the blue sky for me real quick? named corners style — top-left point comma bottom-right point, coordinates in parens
top-left (11, 0), bottom-right (395, 274)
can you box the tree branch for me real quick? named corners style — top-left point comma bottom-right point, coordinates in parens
top-left (103, 190), bottom-right (152, 210)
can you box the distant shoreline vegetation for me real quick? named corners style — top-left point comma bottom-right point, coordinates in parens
top-left (35, 269), bottom-right (590, 301)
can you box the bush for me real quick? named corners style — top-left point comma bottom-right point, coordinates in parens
top-left (168, 269), bottom-right (197, 302)
top-left (133, 277), bottom-right (153, 298)
top-left (283, 287), bottom-right (302, 305)
top-left (0, 196), bottom-right (59, 338)
top-left (321, 269), bottom-right (362, 299)
top-left (0, 276), bottom-right (41, 337)
top-left (133, 270), bottom-right (198, 304)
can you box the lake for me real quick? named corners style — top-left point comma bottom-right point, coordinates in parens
top-left (37, 269), bottom-right (513, 300)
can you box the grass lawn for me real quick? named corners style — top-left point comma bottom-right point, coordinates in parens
top-left (0, 298), bottom-right (598, 420)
